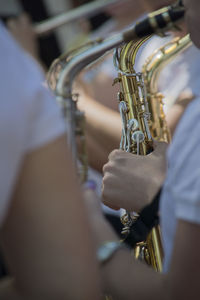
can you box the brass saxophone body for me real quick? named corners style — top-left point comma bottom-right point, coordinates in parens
top-left (113, 33), bottom-right (192, 271)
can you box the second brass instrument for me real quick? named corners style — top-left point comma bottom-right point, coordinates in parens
top-left (143, 34), bottom-right (192, 143)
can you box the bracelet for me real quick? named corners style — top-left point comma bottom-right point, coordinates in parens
top-left (97, 241), bottom-right (128, 265)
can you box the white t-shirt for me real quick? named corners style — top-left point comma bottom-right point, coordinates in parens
top-left (0, 22), bottom-right (65, 225)
top-left (160, 93), bottom-right (200, 272)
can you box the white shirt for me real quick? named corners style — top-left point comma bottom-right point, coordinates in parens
top-left (160, 94), bottom-right (200, 272)
top-left (0, 22), bottom-right (65, 225)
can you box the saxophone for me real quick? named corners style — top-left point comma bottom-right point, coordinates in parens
top-left (113, 33), bottom-right (192, 271)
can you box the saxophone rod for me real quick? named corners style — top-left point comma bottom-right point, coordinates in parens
top-left (56, 1), bottom-right (185, 95)
top-left (34, 0), bottom-right (121, 36)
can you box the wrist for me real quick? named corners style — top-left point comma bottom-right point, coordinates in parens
top-left (97, 241), bottom-right (128, 265)
top-left (99, 242), bottom-right (131, 298)
top-left (93, 216), bottom-right (119, 248)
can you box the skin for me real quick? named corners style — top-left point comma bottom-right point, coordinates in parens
top-left (102, 141), bottom-right (167, 212)
top-left (183, 0), bottom-right (200, 48)
top-left (85, 184), bottom-right (200, 300)
top-left (0, 136), bottom-right (101, 299)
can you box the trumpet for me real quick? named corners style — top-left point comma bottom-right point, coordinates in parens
top-left (34, 0), bottom-right (121, 36)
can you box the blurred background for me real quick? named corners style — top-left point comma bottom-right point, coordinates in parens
top-left (0, 0), bottom-right (112, 68)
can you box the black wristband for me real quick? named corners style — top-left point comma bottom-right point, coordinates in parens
top-left (124, 188), bottom-right (162, 248)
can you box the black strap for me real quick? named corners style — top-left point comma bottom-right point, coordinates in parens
top-left (124, 188), bottom-right (162, 248)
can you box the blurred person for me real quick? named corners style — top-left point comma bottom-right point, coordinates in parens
top-left (0, 20), bottom-right (101, 300)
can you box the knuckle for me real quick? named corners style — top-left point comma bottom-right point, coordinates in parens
top-left (108, 149), bottom-right (121, 160)
top-left (102, 172), bottom-right (111, 186)
top-left (103, 161), bottom-right (115, 174)
top-left (102, 163), bottom-right (109, 174)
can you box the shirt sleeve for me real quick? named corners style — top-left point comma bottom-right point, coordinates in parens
top-left (166, 96), bottom-right (200, 224)
top-left (24, 83), bottom-right (66, 152)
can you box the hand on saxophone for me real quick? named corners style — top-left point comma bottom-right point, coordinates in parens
top-left (102, 141), bottom-right (168, 212)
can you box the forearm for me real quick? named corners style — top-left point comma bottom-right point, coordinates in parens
top-left (101, 248), bottom-right (168, 300)
top-left (84, 99), bottom-right (121, 171)
top-left (85, 100), bottom-right (121, 147)
top-left (0, 278), bottom-right (25, 300)
top-left (86, 133), bottom-right (109, 172)
top-left (1, 136), bottom-right (101, 300)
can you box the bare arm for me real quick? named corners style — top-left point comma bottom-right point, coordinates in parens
top-left (85, 190), bottom-right (200, 300)
top-left (77, 88), bottom-right (122, 173)
top-left (0, 135), bottom-right (101, 300)
top-left (101, 218), bottom-right (200, 300)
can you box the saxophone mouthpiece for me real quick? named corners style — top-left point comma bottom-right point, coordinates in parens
top-left (123, 2), bottom-right (185, 43)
